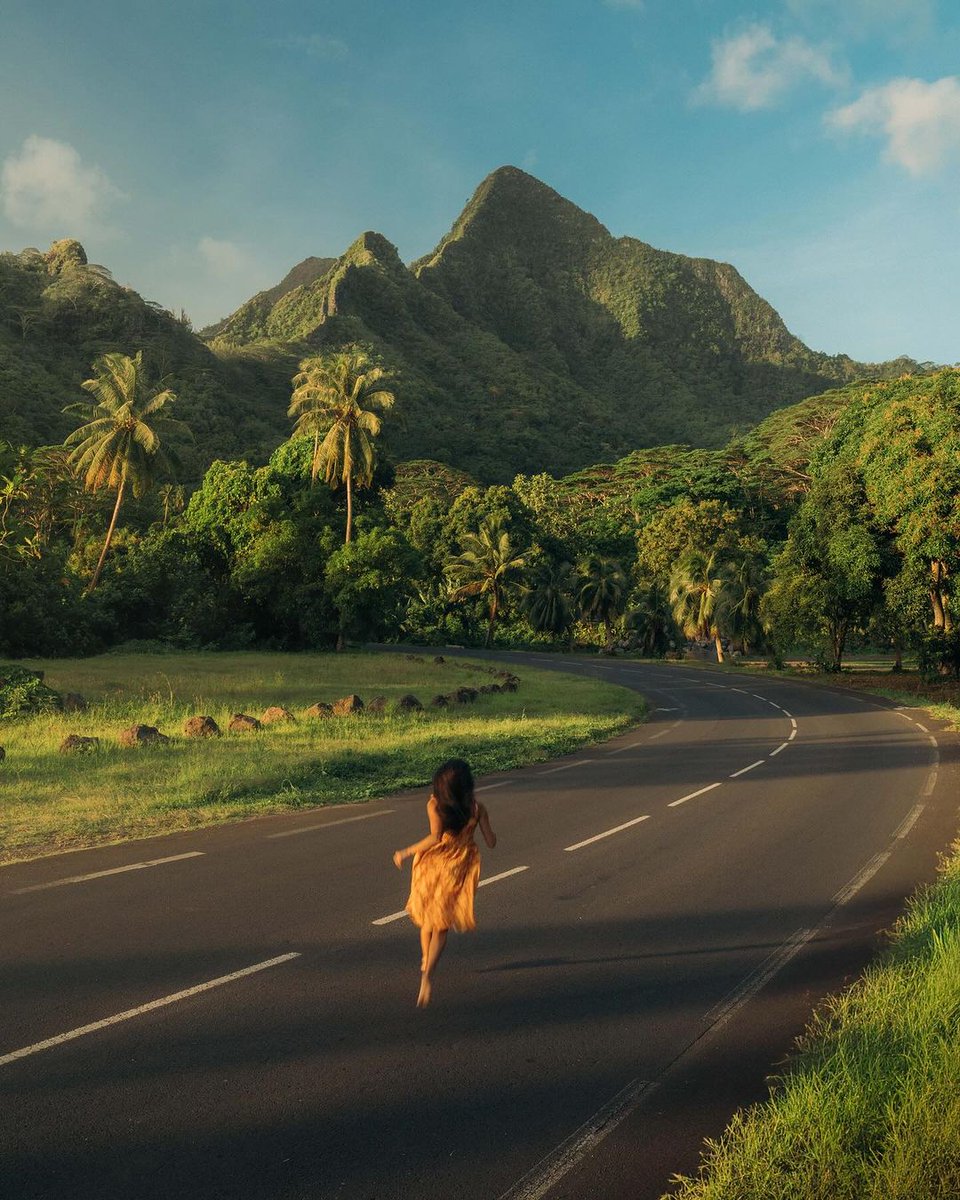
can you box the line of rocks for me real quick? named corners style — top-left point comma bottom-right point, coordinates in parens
top-left (51, 672), bottom-right (522, 756)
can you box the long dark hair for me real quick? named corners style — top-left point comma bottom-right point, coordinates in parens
top-left (432, 758), bottom-right (475, 834)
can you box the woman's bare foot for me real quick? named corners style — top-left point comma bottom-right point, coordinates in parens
top-left (416, 973), bottom-right (432, 1008)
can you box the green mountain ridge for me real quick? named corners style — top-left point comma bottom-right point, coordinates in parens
top-left (1, 168), bottom-right (921, 484)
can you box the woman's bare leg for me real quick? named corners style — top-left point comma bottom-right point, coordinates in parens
top-left (419, 925), bottom-right (431, 972)
top-left (417, 928), bottom-right (448, 1007)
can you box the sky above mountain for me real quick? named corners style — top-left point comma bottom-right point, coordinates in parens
top-left (1, 0), bottom-right (957, 363)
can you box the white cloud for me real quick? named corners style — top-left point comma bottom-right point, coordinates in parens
top-left (787, 0), bottom-right (934, 41)
top-left (1, 135), bottom-right (125, 229)
top-left (695, 24), bottom-right (847, 111)
top-left (198, 236), bottom-right (250, 276)
top-left (278, 33), bottom-right (348, 60)
top-left (827, 76), bottom-right (960, 174)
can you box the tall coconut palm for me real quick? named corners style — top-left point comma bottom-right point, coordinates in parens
top-left (63, 351), bottom-right (184, 591)
top-left (669, 548), bottom-right (729, 662)
top-left (447, 518), bottom-right (527, 648)
top-left (577, 556), bottom-right (628, 649)
top-left (288, 350), bottom-right (394, 543)
top-left (717, 550), bottom-right (767, 654)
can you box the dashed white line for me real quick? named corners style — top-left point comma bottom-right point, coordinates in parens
top-left (668, 782), bottom-right (722, 808)
top-left (914, 723), bottom-right (928, 732)
top-left (769, 742), bottom-right (790, 757)
top-left (647, 729), bottom-right (670, 740)
top-left (608, 740), bottom-right (646, 754)
top-left (267, 809), bottom-right (394, 840)
top-left (477, 780), bottom-right (515, 792)
top-left (564, 815), bottom-right (651, 852)
top-left (0, 953), bottom-right (301, 1068)
top-left (729, 760), bottom-right (764, 779)
top-left (10, 852), bottom-right (205, 895)
top-left (788, 729), bottom-right (797, 741)
top-left (372, 865), bottom-right (529, 925)
top-left (539, 758), bottom-right (595, 775)
top-left (790, 718), bottom-right (798, 729)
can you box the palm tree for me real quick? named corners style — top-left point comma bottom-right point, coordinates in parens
top-left (63, 351), bottom-right (184, 591)
top-left (288, 350), bottom-right (394, 543)
top-left (624, 581), bottom-right (676, 657)
top-left (447, 518), bottom-right (527, 648)
top-left (717, 551), bottom-right (766, 654)
top-left (577, 556), bottom-right (627, 649)
top-left (669, 548), bottom-right (728, 663)
top-left (524, 560), bottom-right (577, 643)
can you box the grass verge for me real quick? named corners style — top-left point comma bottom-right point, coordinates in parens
top-left (0, 650), bottom-right (645, 864)
top-left (667, 840), bottom-right (960, 1200)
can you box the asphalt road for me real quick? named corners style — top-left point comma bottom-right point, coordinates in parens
top-left (1, 654), bottom-right (957, 1200)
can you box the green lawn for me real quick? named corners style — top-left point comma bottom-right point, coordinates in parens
top-left (0, 650), bottom-right (646, 863)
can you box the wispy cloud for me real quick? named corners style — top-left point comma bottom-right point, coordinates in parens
top-left (787, 0), bottom-right (934, 42)
top-left (694, 24), bottom-right (847, 111)
top-left (198, 236), bottom-right (250, 276)
top-left (1, 135), bottom-right (125, 230)
top-left (827, 76), bottom-right (960, 175)
top-left (276, 33), bottom-right (348, 61)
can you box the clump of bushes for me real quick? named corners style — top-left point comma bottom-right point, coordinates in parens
top-left (0, 665), bottom-right (62, 719)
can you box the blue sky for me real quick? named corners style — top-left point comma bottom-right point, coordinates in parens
top-left (1, 0), bottom-right (958, 362)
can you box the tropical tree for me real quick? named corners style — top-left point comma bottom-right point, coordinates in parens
top-left (669, 548), bottom-right (728, 662)
top-left (577, 556), bottom-right (628, 648)
top-left (288, 350), bottom-right (394, 543)
top-left (447, 518), bottom-right (527, 648)
top-left (63, 351), bottom-right (184, 591)
top-left (716, 544), bottom-right (768, 654)
top-left (524, 560), bottom-right (577, 642)
top-left (624, 581), bottom-right (676, 658)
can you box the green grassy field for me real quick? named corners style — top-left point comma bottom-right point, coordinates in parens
top-left (668, 842), bottom-right (960, 1200)
top-left (0, 650), bottom-right (646, 864)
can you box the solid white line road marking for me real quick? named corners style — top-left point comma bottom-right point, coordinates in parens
top-left (894, 804), bottom-right (925, 840)
top-left (266, 809), bottom-right (394, 839)
top-left (647, 729), bottom-right (670, 740)
top-left (729, 760), bottom-right (764, 779)
top-left (0, 953), bottom-right (301, 1068)
top-left (372, 865), bottom-right (529, 925)
top-left (564, 815), bottom-right (650, 852)
top-left (668, 782), bottom-right (722, 808)
top-left (10, 852), bottom-right (205, 895)
top-left (923, 768), bottom-right (938, 797)
top-left (769, 742), bottom-right (790, 757)
top-left (539, 758), bottom-right (595, 775)
top-left (477, 780), bottom-right (514, 792)
top-left (608, 740), bottom-right (646, 754)
top-left (832, 850), bottom-right (891, 905)
top-left (703, 926), bottom-right (816, 1032)
top-left (790, 717), bottom-right (798, 729)
top-left (788, 728), bottom-right (798, 741)
top-left (496, 1077), bottom-right (655, 1200)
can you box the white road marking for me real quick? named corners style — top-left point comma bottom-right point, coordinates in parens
top-left (668, 782), bottom-right (722, 808)
top-left (769, 742), bottom-right (790, 757)
top-left (653, 707), bottom-right (679, 712)
top-left (0, 953), bottom-right (301, 1068)
top-left (894, 804), bottom-right (925, 840)
top-left (729, 760), bottom-right (764, 779)
top-left (496, 1077), bottom-right (655, 1200)
top-left (608, 740), bottom-right (646, 754)
top-left (832, 849), bottom-right (891, 905)
top-left (539, 758), bottom-right (595, 775)
top-left (647, 729), bottom-right (670, 740)
top-left (790, 718), bottom-right (798, 729)
top-left (564, 815), bottom-right (651, 852)
top-left (915, 723), bottom-right (928, 732)
top-left (10, 852), bottom-right (205, 895)
top-left (372, 865), bottom-right (529, 925)
top-left (923, 768), bottom-right (938, 797)
top-left (266, 809), bottom-right (393, 840)
top-left (703, 925), bottom-right (816, 1032)
top-left (477, 781), bottom-right (514, 792)
top-left (788, 728), bottom-right (798, 741)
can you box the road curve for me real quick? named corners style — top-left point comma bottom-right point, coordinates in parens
top-left (0, 654), bottom-right (957, 1200)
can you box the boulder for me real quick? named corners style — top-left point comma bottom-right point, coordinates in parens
top-left (455, 686), bottom-right (478, 704)
top-left (430, 694), bottom-right (449, 708)
top-left (119, 724), bottom-right (170, 747)
top-left (433, 655), bottom-right (445, 665)
top-left (366, 696), bottom-right (388, 714)
top-left (395, 693), bottom-right (423, 712)
top-left (59, 734), bottom-right (99, 754)
top-left (183, 715), bottom-right (221, 738)
top-left (332, 694), bottom-right (364, 716)
top-left (261, 706), bottom-right (296, 725)
top-left (305, 702), bottom-right (332, 719)
top-left (229, 713), bottom-right (262, 733)
top-left (62, 693), bottom-right (88, 713)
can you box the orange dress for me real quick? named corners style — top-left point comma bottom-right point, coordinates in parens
top-left (406, 809), bottom-right (481, 932)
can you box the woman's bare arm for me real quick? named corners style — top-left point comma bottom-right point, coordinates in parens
top-left (393, 797), bottom-right (443, 868)
top-left (477, 801), bottom-right (497, 848)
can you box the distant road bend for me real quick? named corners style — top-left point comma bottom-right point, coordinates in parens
top-left (1, 654), bottom-right (957, 1200)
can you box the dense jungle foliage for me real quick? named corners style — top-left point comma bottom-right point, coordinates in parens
top-left (1, 352), bottom-right (957, 679)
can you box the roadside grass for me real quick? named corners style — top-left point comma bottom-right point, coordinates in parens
top-left (0, 651), bottom-right (645, 864)
top-left (668, 842), bottom-right (960, 1200)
